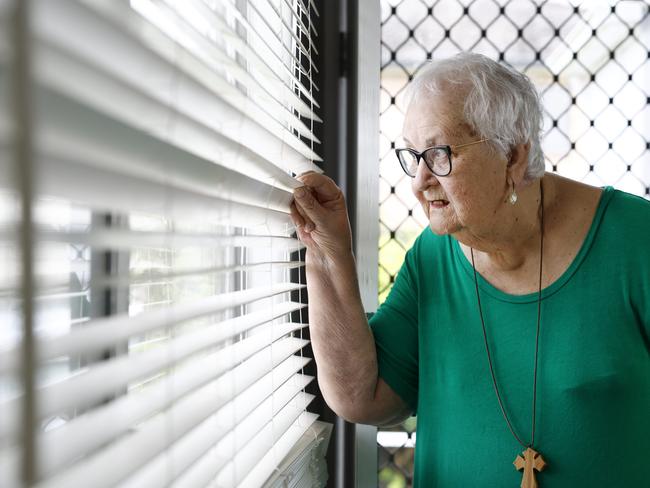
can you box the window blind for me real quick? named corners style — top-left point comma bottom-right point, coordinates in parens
top-left (0, 0), bottom-right (327, 487)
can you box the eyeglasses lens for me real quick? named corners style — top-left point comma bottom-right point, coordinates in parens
top-left (424, 148), bottom-right (450, 176)
top-left (399, 151), bottom-right (419, 176)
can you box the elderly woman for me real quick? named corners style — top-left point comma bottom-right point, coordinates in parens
top-left (290, 53), bottom-right (650, 487)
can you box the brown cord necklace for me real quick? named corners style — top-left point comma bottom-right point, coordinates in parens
top-left (470, 181), bottom-right (547, 488)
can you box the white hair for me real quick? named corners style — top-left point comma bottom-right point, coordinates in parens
top-left (405, 53), bottom-right (545, 182)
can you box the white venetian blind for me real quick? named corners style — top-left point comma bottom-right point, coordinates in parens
top-left (0, 0), bottom-right (327, 486)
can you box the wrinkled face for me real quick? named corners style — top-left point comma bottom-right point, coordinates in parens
top-left (402, 89), bottom-right (509, 237)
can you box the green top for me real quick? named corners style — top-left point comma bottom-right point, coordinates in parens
top-left (369, 187), bottom-right (650, 487)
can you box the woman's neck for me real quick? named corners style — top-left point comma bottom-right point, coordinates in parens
top-left (455, 177), bottom-right (551, 273)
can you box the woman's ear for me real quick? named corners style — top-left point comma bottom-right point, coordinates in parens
top-left (506, 141), bottom-right (531, 183)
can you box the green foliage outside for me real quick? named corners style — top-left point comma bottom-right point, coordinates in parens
top-left (378, 226), bottom-right (421, 303)
top-left (379, 467), bottom-right (407, 488)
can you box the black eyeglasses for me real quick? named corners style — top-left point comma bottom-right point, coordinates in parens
top-left (395, 138), bottom-right (489, 177)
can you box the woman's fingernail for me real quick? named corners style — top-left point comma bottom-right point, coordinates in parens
top-left (295, 187), bottom-right (305, 198)
top-left (305, 223), bottom-right (314, 232)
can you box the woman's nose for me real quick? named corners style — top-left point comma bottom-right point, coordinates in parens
top-left (412, 157), bottom-right (439, 192)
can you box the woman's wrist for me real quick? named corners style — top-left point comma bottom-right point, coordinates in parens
top-left (306, 247), bottom-right (356, 274)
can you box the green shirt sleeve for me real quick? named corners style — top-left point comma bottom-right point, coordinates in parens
top-left (369, 241), bottom-right (421, 413)
top-left (615, 191), bottom-right (650, 347)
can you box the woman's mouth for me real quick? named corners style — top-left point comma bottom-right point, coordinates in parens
top-left (429, 199), bottom-right (449, 209)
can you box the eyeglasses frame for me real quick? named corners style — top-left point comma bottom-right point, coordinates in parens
top-left (395, 138), bottom-right (490, 177)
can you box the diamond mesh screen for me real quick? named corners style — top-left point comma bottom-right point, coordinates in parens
top-left (378, 1), bottom-right (650, 485)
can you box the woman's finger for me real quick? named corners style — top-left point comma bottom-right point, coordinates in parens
top-left (292, 198), bottom-right (315, 233)
top-left (293, 185), bottom-right (324, 227)
top-left (289, 201), bottom-right (305, 228)
top-left (296, 172), bottom-right (342, 204)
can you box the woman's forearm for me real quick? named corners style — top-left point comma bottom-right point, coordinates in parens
top-left (305, 250), bottom-right (379, 421)
top-left (288, 171), bottom-right (392, 422)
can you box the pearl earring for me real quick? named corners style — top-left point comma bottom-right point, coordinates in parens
top-left (509, 180), bottom-right (518, 205)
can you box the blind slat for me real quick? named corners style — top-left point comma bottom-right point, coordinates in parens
top-left (113, 260), bottom-right (304, 287)
top-left (119, 374), bottom-right (314, 488)
top-left (247, 1), bottom-right (318, 64)
top-left (0, 152), bottom-right (296, 234)
top-left (0, 285), bottom-right (304, 377)
top-left (33, 290), bottom-right (89, 301)
top-left (0, 261), bottom-right (304, 296)
top-left (2, 352), bottom-right (310, 488)
top-left (262, 421), bottom-right (331, 488)
top-left (307, 0), bottom-right (320, 18)
top-left (1, 330), bottom-right (308, 444)
top-left (27, 356), bottom-right (310, 483)
top-left (210, 0), bottom-right (319, 104)
top-left (214, 410), bottom-right (319, 487)
top-left (30, 322), bottom-right (306, 425)
top-left (33, 0), bottom-right (322, 168)
top-left (2, 61), bottom-right (316, 189)
top-left (32, 344), bottom-right (310, 488)
top-left (176, 0), bottom-right (321, 121)
top-left (37, 80), bottom-right (302, 199)
top-left (35, 229), bottom-right (304, 251)
top-left (143, 0), bottom-right (321, 137)
top-left (32, 87), bottom-right (301, 217)
top-left (0, 89), bottom-right (308, 211)
top-left (277, 0), bottom-right (319, 54)
top-left (32, 46), bottom-right (321, 176)
top-left (213, 395), bottom-right (316, 487)
top-left (295, 0), bottom-right (320, 37)
top-left (173, 408), bottom-right (317, 488)
top-left (239, 413), bottom-right (320, 488)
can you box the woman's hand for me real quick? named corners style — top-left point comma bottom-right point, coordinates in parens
top-left (290, 172), bottom-right (395, 425)
top-left (290, 171), bottom-right (352, 261)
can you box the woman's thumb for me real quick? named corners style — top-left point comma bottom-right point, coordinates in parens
top-left (293, 186), bottom-right (323, 223)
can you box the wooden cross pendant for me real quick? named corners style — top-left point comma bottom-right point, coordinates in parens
top-left (513, 447), bottom-right (547, 488)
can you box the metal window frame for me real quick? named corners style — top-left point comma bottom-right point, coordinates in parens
top-left (314, 0), bottom-right (380, 486)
